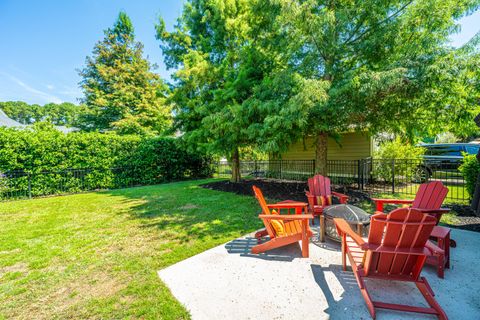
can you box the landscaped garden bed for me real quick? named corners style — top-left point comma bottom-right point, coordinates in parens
top-left (200, 178), bottom-right (480, 232)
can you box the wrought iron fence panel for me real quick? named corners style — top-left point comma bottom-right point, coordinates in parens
top-left (0, 167), bottom-right (153, 201)
top-left (214, 158), bottom-right (468, 203)
top-left (0, 158), bottom-right (468, 203)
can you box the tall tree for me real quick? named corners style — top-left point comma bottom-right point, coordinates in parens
top-left (252, 0), bottom-right (480, 174)
top-left (79, 12), bottom-right (171, 135)
top-left (156, 0), bottom-right (275, 182)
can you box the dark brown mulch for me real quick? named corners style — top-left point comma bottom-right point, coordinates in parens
top-left (201, 178), bottom-right (371, 203)
top-left (200, 178), bottom-right (480, 233)
top-left (444, 204), bottom-right (480, 232)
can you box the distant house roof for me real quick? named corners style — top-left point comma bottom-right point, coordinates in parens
top-left (0, 109), bottom-right (78, 133)
top-left (0, 109), bottom-right (25, 128)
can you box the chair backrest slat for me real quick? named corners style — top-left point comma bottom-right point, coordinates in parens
top-left (308, 175), bottom-right (332, 197)
top-left (412, 181), bottom-right (448, 210)
top-left (366, 208), bottom-right (436, 277)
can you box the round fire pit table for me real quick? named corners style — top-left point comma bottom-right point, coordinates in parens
top-left (323, 204), bottom-right (371, 242)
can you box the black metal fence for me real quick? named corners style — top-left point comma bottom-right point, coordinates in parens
top-left (0, 167), bottom-right (162, 201)
top-left (0, 159), bottom-right (467, 203)
top-left (215, 158), bottom-right (468, 203)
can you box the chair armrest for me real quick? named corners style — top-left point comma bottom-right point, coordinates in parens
top-left (332, 192), bottom-right (349, 204)
top-left (371, 198), bottom-right (414, 212)
top-left (333, 218), bottom-right (366, 248)
top-left (425, 240), bottom-right (444, 256)
top-left (258, 214), bottom-right (313, 220)
top-left (267, 202), bottom-right (307, 209)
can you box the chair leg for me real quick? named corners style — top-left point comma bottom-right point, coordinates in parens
top-left (319, 215), bottom-right (325, 242)
top-left (301, 220), bottom-right (309, 258)
top-left (341, 234), bottom-right (347, 271)
top-left (437, 253), bottom-right (444, 279)
top-left (416, 277), bottom-right (448, 320)
top-left (356, 275), bottom-right (376, 319)
top-left (254, 229), bottom-right (268, 239)
top-left (445, 233), bottom-right (451, 269)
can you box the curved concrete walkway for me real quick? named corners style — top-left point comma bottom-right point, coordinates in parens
top-left (158, 227), bottom-right (480, 319)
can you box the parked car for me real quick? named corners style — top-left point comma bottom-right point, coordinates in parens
top-left (414, 143), bottom-right (480, 182)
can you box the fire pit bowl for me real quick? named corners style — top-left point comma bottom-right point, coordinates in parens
top-left (323, 204), bottom-right (371, 241)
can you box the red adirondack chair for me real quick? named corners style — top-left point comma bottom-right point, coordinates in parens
top-left (334, 208), bottom-right (448, 320)
top-left (252, 186), bottom-right (313, 258)
top-left (372, 181), bottom-right (450, 224)
top-left (306, 175), bottom-right (349, 241)
top-left (372, 180), bottom-right (456, 253)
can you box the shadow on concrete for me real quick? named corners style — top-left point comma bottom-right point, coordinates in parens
top-left (224, 237), bottom-right (302, 261)
top-left (311, 264), bottom-right (360, 318)
top-left (311, 238), bottom-right (342, 252)
top-left (311, 264), bottom-right (439, 319)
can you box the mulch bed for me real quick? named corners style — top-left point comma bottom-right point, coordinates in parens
top-left (200, 178), bottom-right (480, 233)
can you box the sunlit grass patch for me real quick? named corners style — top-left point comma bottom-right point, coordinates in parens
top-left (0, 179), bottom-right (260, 319)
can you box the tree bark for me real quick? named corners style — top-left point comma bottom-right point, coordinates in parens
top-left (315, 132), bottom-right (328, 175)
top-left (230, 148), bottom-right (241, 183)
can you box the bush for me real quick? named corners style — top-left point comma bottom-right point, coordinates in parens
top-left (0, 124), bottom-right (213, 198)
top-left (373, 138), bottom-right (425, 183)
top-left (459, 154), bottom-right (480, 198)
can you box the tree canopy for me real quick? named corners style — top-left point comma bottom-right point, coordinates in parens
top-left (0, 101), bottom-right (85, 127)
top-left (156, 0), bottom-right (277, 181)
top-left (247, 0), bottom-right (480, 174)
top-left (79, 11), bottom-right (171, 135)
top-left (158, 0), bottom-right (480, 180)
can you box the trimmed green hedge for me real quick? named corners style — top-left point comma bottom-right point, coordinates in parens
top-left (0, 124), bottom-right (213, 198)
top-left (459, 154), bottom-right (480, 198)
top-left (373, 138), bottom-right (425, 183)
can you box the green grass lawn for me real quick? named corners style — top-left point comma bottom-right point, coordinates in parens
top-left (0, 179), bottom-right (261, 319)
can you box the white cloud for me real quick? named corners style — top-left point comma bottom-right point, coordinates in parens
top-left (0, 72), bottom-right (63, 104)
top-left (46, 84), bottom-right (55, 90)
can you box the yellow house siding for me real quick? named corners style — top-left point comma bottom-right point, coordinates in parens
top-left (279, 132), bottom-right (372, 160)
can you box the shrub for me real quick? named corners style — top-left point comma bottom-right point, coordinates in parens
top-left (459, 154), bottom-right (480, 198)
top-left (0, 124), bottom-right (213, 198)
top-left (373, 138), bottom-right (425, 183)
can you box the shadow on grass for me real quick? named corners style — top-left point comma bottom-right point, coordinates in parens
top-left (103, 181), bottom-right (262, 244)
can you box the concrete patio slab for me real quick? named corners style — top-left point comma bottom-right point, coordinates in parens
top-left (158, 227), bottom-right (480, 320)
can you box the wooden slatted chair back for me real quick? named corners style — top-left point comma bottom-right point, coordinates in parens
top-left (366, 208), bottom-right (436, 278)
top-left (308, 175), bottom-right (332, 197)
top-left (412, 181), bottom-right (448, 210)
top-left (252, 185), bottom-right (271, 215)
top-left (252, 186), bottom-right (276, 238)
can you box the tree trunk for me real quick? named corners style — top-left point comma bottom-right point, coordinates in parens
top-left (230, 148), bottom-right (241, 183)
top-left (315, 132), bottom-right (328, 175)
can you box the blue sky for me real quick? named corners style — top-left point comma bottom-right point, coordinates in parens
top-left (0, 1), bottom-right (479, 105)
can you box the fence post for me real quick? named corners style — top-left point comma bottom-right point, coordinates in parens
top-left (357, 159), bottom-right (362, 190)
top-left (391, 159), bottom-right (396, 194)
top-left (27, 172), bottom-right (32, 199)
